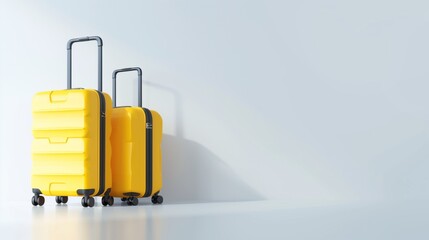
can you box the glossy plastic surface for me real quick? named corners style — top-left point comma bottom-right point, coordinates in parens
top-left (110, 107), bottom-right (162, 197)
top-left (31, 89), bottom-right (112, 196)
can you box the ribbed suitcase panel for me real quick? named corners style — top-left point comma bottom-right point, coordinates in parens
top-left (31, 89), bottom-right (100, 196)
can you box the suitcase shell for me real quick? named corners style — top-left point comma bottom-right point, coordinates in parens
top-left (109, 67), bottom-right (163, 202)
top-left (110, 107), bottom-right (163, 197)
top-left (31, 89), bottom-right (112, 197)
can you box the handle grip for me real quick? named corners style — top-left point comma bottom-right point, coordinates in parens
top-left (67, 36), bottom-right (103, 91)
top-left (112, 67), bottom-right (142, 107)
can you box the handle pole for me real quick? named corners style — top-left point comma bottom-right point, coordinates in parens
top-left (66, 36), bottom-right (103, 91)
top-left (112, 67), bottom-right (143, 107)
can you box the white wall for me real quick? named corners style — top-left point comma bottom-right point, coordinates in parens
top-left (1, 0), bottom-right (429, 207)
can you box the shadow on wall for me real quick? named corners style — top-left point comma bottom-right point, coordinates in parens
top-left (143, 80), bottom-right (264, 203)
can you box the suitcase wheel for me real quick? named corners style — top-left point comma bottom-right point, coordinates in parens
top-left (101, 196), bottom-right (114, 206)
top-left (126, 197), bottom-right (139, 206)
top-left (31, 195), bottom-right (45, 206)
top-left (151, 195), bottom-right (163, 204)
top-left (81, 196), bottom-right (95, 208)
top-left (55, 196), bottom-right (68, 204)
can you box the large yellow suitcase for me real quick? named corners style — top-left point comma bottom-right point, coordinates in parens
top-left (110, 67), bottom-right (163, 206)
top-left (31, 36), bottom-right (114, 208)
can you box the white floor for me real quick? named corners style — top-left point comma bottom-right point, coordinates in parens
top-left (0, 199), bottom-right (427, 239)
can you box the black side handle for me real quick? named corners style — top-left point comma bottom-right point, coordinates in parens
top-left (112, 67), bottom-right (143, 107)
top-left (67, 36), bottom-right (103, 91)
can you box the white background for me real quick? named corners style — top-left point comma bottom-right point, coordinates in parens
top-left (1, 0), bottom-right (429, 207)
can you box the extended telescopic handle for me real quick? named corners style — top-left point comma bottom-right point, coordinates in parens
top-left (112, 67), bottom-right (143, 107)
top-left (67, 36), bottom-right (103, 91)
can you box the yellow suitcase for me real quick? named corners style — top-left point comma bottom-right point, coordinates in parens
top-left (31, 36), bottom-right (114, 207)
top-left (110, 67), bottom-right (163, 206)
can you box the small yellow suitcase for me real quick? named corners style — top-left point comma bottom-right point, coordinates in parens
top-left (109, 67), bottom-right (163, 206)
top-left (31, 36), bottom-right (114, 207)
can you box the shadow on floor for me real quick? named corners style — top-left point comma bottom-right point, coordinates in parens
top-left (162, 134), bottom-right (264, 204)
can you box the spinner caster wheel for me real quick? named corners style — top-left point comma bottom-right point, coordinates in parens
top-left (102, 196), bottom-right (114, 206)
top-left (127, 197), bottom-right (138, 206)
top-left (32, 195), bottom-right (45, 206)
top-left (81, 196), bottom-right (95, 208)
top-left (151, 195), bottom-right (163, 204)
top-left (56, 196), bottom-right (68, 204)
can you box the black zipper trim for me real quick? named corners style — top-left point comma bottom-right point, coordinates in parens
top-left (142, 108), bottom-right (153, 197)
top-left (95, 90), bottom-right (106, 196)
